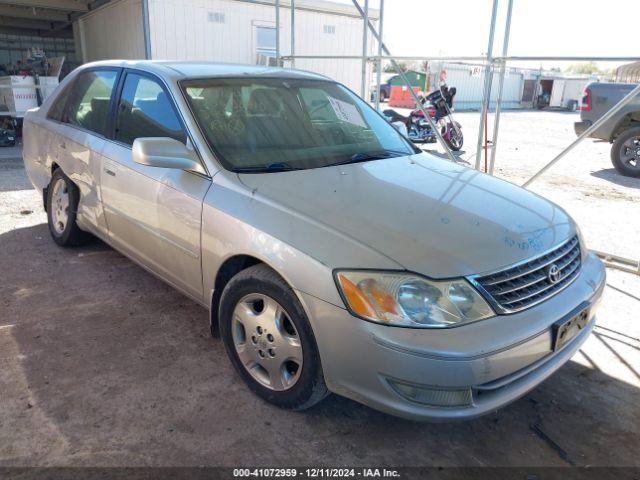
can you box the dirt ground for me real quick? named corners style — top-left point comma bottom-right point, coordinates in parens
top-left (1, 111), bottom-right (639, 470)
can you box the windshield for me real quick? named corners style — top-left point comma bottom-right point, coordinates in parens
top-left (181, 78), bottom-right (417, 172)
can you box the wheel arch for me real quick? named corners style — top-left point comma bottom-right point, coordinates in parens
top-left (610, 111), bottom-right (640, 142)
top-left (209, 254), bottom-right (265, 337)
top-left (209, 253), bottom-right (322, 339)
top-left (43, 162), bottom-right (61, 212)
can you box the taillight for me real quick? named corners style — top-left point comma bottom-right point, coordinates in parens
top-left (580, 88), bottom-right (591, 111)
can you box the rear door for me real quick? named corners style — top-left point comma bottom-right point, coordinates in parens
top-left (50, 68), bottom-right (120, 237)
top-left (100, 70), bottom-right (210, 300)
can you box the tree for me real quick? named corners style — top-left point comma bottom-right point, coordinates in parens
top-left (565, 62), bottom-right (601, 75)
top-left (384, 62), bottom-right (408, 73)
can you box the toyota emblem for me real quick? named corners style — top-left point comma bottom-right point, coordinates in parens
top-left (547, 264), bottom-right (561, 284)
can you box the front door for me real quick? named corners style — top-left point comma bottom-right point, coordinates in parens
top-left (100, 71), bottom-right (211, 300)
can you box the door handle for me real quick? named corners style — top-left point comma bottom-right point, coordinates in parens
top-left (104, 168), bottom-right (116, 177)
top-left (59, 142), bottom-right (66, 149)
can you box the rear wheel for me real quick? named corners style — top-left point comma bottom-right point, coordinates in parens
top-left (611, 127), bottom-right (640, 178)
top-left (219, 264), bottom-right (328, 410)
top-left (46, 168), bottom-right (92, 247)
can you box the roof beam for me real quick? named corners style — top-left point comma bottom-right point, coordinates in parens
top-left (0, 0), bottom-right (88, 12)
top-left (0, 25), bottom-right (72, 37)
top-left (0, 15), bottom-right (60, 30)
top-left (0, 5), bottom-right (70, 22)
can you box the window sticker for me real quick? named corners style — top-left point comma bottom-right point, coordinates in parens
top-left (327, 96), bottom-right (367, 128)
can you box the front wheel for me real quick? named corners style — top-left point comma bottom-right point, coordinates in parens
top-left (442, 121), bottom-right (464, 151)
top-left (219, 264), bottom-right (328, 410)
top-left (611, 127), bottom-right (640, 178)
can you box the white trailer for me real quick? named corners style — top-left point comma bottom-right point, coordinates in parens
top-left (557, 78), bottom-right (590, 110)
top-left (75, 0), bottom-right (378, 95)
top-left (539, 76), bottom-right (591, 110)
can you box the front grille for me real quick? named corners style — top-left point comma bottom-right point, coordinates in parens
top-left (472, 236), bottom-right (581, 313)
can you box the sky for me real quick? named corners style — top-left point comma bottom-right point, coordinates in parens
top-left (330, 0), bottom-right (639, 71)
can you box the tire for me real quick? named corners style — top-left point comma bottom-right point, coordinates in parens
top-left (611, 127), bottom-right (640, 178)
top-left (219, 264), bottom-right (328, 410)
top-left (46, 168), bottom-right (92, 247)
top-left (443, 121), bottom-right (464, 151)
top-left (567, 100), bottom-right (578, 112)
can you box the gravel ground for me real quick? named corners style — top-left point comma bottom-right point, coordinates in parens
top-left (0, 113), bottom-right (639, 470)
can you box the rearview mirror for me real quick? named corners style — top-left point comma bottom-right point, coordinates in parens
top-left (132, 137), bottom-right (206, 175)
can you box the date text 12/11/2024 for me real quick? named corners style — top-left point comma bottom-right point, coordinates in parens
top-left (232, 468), bottom-right (401, 478)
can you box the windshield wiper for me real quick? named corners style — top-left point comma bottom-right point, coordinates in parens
top-left (329, 149), bottom-right (410, 167)
top-left (234, 162), bottom-right (297, 173)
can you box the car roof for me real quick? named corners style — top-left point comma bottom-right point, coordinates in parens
top-left (77, 60), bottom-right (331, 82)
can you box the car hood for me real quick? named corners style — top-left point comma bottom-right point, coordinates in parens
top-left (238, 153), bottom-right (576, 278)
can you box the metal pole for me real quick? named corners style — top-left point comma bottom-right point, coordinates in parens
top-left (361, 0), bottom-right (369, 99)
top-left (275, 0), bottom-right (281, 66)
top-left (523, 82), bottom-right (640, 187)
top-left (592, 250), bottom-right (640, 276)
top-left (501, 55), bottom-right (640, 62)
top-left (488, 0), bottom-right (514, 175)
top-left (474, 0), bottom-right (500, 171)
top-left (141, 0), bottom-right (151, 60)
top-left (350, 0), bottom-right (457, 162)
top-left (280, 55), bottom-right (488, 61)
top-left (375, 0), bottom-right (384, 110)
top-left (290, 0), bottom-right (295, 68)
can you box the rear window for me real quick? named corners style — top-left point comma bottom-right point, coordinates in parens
top-left (47, 84), bottom-right (70, 122)
top-left (63, 70), bottom-right (118, 136)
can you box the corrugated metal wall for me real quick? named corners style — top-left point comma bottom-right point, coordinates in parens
top-left (147, 0), bottom-right (375, 93)
top-left (430, 62), bottom-right (525, 110)
top-left (77, 0), bottom-right (146, 62)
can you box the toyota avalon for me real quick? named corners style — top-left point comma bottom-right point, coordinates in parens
top-left (22, 61), bottom-right (606, 421)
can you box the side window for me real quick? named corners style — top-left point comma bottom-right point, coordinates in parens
top-left (47, 82), bottom-right (72, 122)
top-left (64, 70), bottom-right (118, 135)
top-left (115, 73), bottom-right (186, 146)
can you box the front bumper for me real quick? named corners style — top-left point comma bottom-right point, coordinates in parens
top-left (299, 252), bottom-right (606, 421)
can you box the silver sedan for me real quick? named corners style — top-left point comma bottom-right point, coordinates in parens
top-left (23, 61), bottom-right (606, 421)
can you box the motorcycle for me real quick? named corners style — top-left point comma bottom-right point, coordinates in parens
top-left (383, 84), bottom-right (464, 151)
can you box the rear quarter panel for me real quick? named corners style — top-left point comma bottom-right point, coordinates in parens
top-left (22, 110), bottom-right (58, 194)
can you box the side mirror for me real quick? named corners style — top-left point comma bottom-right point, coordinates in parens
top-left (132, 137), bottom-right (206, 175)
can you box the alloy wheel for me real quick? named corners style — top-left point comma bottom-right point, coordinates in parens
top-left (231, 293), bottom-right (303, 391)
top-left (620, 136), bottom-right (640, 170)
top-left (50, 177), bottom-right (70, 235)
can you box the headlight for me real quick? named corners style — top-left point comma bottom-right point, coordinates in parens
top-left (335, 270), bottom-right (494, 328)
